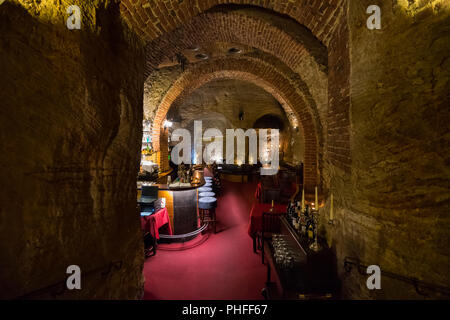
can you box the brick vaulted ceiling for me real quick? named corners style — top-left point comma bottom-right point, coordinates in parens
top-left (119, 0), bottom-right (350, 189)
top-left (119, 0), bottom-right (344, 45)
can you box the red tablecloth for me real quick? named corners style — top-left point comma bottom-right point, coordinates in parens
top-left (248, 202), bottom-right (287, 237)
top-left (141, 207), bottom-right (173, 239)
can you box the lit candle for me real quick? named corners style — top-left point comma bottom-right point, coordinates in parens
top-left (330, 193), bottom-right (334, 220)
top-left (271, 200), bottom-right (274, 207)
top-left (315, 186), bottom-right (318, 210)
top-left (301, 188), bottom-right (305, 211)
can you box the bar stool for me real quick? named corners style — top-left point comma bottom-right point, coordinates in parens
top-left (199, 196), bottom-right (217, 233)
top-left (199, 191), bottom-right (215, 198)
top-left (198, 186), bottom-right (213, 193)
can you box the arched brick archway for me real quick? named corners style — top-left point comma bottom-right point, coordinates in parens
top-left (138, 6), bottom-right (331, 191)
top-left (152, 57), bottom-right (320, 191)
top-left (120, 0), bottom-right (343, 46)
top-left (132, 1), bottom-right (350, 186)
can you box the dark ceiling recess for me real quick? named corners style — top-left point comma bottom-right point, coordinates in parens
top-left (228, 47), bottom-right (242, 54)
top-left (239, 109), bottom-right (244, 121)
top-left (195, 53), bottom-right (208, 60)
top-left (167, 107), bottom-right (182, 123)
top-left (176, 53), bottom-right (188, 71)
top-left (253, 114), bottom-right (285, 131)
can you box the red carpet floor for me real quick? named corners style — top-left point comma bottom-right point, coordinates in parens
top-left (143, 180), bottom-right (266, 300)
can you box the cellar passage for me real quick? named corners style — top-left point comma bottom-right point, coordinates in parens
top-left (0, 0), bottom-right (449, 300)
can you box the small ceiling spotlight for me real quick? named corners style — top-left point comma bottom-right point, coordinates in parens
top-left (187, 45), bottom-right (200, 51)
top-left (163, 120), bottom-right (173, 128)
top-left (195, 53), bottom-right (209, 60)
top-left (228, 47), bottom-right (242, 54)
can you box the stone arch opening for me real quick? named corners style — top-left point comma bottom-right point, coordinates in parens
top-left (139, 4), bottom-right (331, 190)
top-left (150, 58), bottom-right (319, 191)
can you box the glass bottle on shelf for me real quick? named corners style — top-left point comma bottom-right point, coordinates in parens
top-left (288, 201), bottom-right (294, 227)
top-left (294, 214), bottom-right (300, 233)
top-left (302, 205), bottom-right (310, 237)
top-left (286, 201), bottom-right (292, 219)
top-left (298, 211), bottom-right (304, 237)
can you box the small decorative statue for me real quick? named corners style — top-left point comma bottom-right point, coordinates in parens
top-left (178, 164), bottom-right (187, 183)
top-left (191, 168), bottom-right (205, 187)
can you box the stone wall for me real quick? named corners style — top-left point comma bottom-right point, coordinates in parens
top-left (320, 0), bottom-right (450, 299)
top-left (0, 1), bottom-right (145, 299)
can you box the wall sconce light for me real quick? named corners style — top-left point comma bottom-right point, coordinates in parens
top-left (238, 110), bottom-right (244, 121)
top-left (143, 119), bottom-right (151, 132)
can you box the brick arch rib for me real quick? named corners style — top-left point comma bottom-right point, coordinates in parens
top-left (120, 0), bottom-right (343, 45)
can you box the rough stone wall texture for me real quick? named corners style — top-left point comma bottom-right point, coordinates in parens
top-left (0, 1), bottom-right (145, 299)
top-left (320, 0), bottom-right (450, 299)
top-left (144, 66), bottom-right (182, 121)
top-left (174, 80), bottom-right (285, 130)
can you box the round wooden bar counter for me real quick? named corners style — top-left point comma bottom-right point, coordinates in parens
top-left (138, 181), bottom-right (205, 241)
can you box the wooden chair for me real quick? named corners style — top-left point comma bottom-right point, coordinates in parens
top-left (143, 231), bottom-right (156, 257)
top-left (139, 203), bottom-right (157, 258)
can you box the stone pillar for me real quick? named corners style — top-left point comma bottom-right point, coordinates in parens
top-left (0, 1), bottom-right (145, 299)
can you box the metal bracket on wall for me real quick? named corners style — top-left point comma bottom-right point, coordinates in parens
top-left (14, 260), bottom-right (124, 299)
top-left (343, 257), bottom-right (450, 297)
